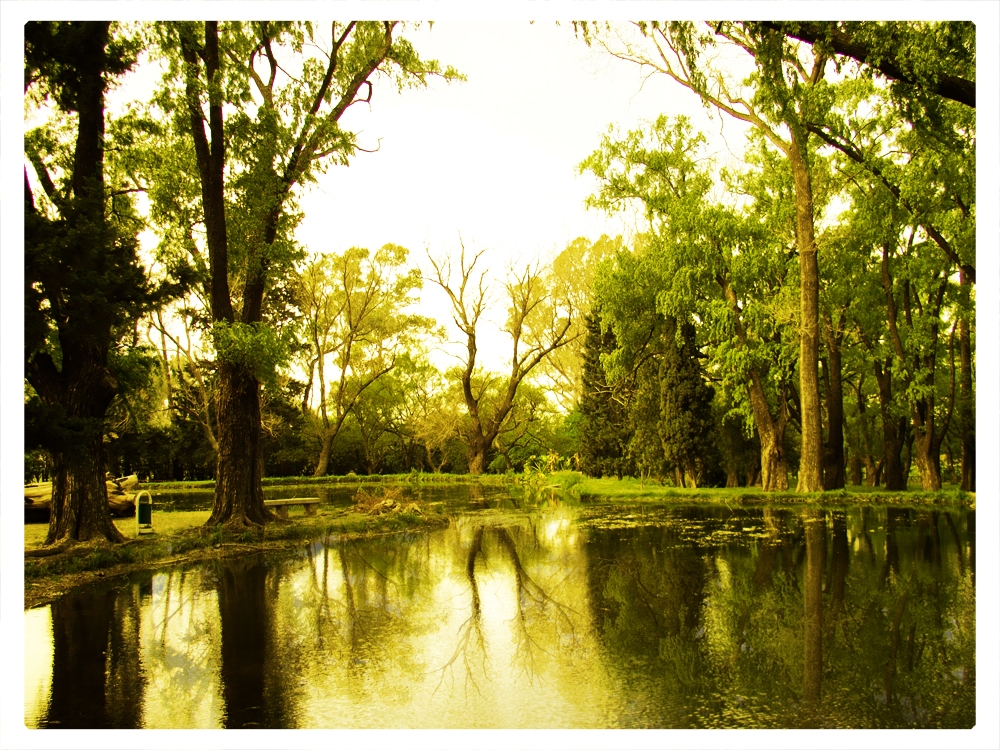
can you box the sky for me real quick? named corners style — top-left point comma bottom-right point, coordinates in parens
top-left (292, 20), bottom-right (738, 263)
top-left (285, 19), bottom-right (753, 369)
top-left (2, 3), bottom-right (999, 750)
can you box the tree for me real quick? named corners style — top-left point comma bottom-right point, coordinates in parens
top-left (295, 245), bottom-right (430, 476)
top-left (805, 51), bottom-right (975, 490)
top-left (24, 22), bottom-right (162, 544)
top-left (578, 21), bottom-right (836, 491)
top-left (755, 22), bottom-right (975, 108)
top-left (536, 235), bottom-right (622, 410)
top-left (658, 319), bottom-right (716, 487)
top-left (428, 244), bottom-right (577, 474)
top-left (583, 117), bottom-right (797, 491)
top-left (578, 309), bottom-right (633, 479)
top-left (152, 22), bottom-right (458, 526)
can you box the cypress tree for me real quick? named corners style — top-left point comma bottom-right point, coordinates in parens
top-left (657, 319), bottom-right (717, 488)
top-left (578, 310), bottom-right (633, 478)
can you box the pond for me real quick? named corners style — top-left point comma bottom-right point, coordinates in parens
top-left (23, 484), bottom-right (975, 729)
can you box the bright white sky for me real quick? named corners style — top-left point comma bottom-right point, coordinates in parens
top-left (293, 20), bottom-right (737, 264)
top-left (2, 3), bottom-right (999, 750)
top-left (286, 19), bottom-right (751, 368)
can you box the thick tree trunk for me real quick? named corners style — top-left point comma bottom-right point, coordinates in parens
top-left (467, 436), bottom-right (489, 476)
top-left (848, 455), bottom-right (862, 486)
top-left (789, 136), bottom-right (823, 493)
top-left (207, 363), bottom-right (274, 528)
top-left (39, 354), bottom-right (126, 545)
top-left (47, 437), bottom-right (125, 544)
top-left (912, 415), bottom-right (943, 490)
top-left (746, 371), bottom-right (788, 491)
top-left (759, 425), bottom-right (789, 492)
top-left (873, 360), bottom-right (907, 491)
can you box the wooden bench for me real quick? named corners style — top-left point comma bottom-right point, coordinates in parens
top-left (264, 498), bottom-right (320, 518)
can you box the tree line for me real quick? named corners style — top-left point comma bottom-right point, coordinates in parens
top-left (575, 21), bottom-right (974, 494)
top-left (24, 20), bottom-right (975, 546)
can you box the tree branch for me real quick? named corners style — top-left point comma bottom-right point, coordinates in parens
top-left (756, 21), bottom-right (975, 108)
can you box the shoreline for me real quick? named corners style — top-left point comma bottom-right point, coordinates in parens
top-left (24, 507), bottom-right (449, 611)
top-left (23, 476), bottom-right (974, 610)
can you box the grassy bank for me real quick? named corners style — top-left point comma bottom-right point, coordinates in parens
top-left (24, 504), bottom-right (449, 610)
top-left (137, 471), bottom-right (515, 491)
top-left (551, 472), bottom-right (975, 509)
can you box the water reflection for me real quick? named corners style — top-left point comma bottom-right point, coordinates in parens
top-left (24, 502), bottom-right (975, 729)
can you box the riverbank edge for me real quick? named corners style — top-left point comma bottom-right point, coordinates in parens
top-left (24, 508), bottom-right (449, 611)
top-left (134, 472), bottom-right (516, 492)
top-left (24, 475), bottom-right (973, 610)
top-left (136, 472), bottom-right (975, 509)
top-left (576, 489), bottom-right (975, 509)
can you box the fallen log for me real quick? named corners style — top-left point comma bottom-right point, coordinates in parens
top-left (25, 483), bottom-right (137, 524)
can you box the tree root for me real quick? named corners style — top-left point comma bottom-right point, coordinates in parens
top-left (25, 540), bottom-right (75, 558)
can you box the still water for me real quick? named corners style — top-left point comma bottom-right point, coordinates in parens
top-left (24, 485), bottom-right (975, 729)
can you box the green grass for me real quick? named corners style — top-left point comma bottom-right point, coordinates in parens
top-left (138, 472), bottom-right (515, 491)
top-left (548, 472), bottom-right (974, 508)
top-left (24, 504), bottom-right (449, 583)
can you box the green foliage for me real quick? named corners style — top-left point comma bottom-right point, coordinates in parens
top-left (211, 320), bottom-right (289, 385)
top-left (658, 320), bottom-right (717, 485)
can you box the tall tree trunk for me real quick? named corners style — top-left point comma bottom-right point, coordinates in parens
top-left (789, 136), bottom-right (823, 493)
top-left (27, 22), bottom-right (126, 546)
top-left (207, 363), bottom-right (272, 528)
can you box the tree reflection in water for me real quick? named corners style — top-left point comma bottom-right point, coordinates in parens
top-left (436, 523), bottom-right (581, 693)
top-left (25, 502), bottom-right (975, 729)
top-left (215, 555), bottom-right (291, 728)
top-left (580, 505), bottom-right (975, 728)
top-left (46, 584), bottom-right (145, 728)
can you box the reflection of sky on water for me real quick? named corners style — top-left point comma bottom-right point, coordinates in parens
top-left (140, 572), bottom-right (224, 728)
top-left (23, 607), bottom-right (52, 726)
top-left (23, 502), bottom-right (976, 729)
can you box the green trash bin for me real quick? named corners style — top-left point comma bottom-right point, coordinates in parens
top-left (136, 490), bottom-right (153, 536)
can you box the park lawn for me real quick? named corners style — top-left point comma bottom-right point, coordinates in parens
top-left (23, 503), bottom-right (448, 610)
top-left (24, 510), bottom-right (213, 550)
